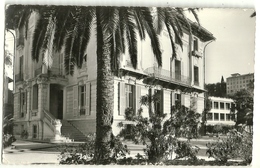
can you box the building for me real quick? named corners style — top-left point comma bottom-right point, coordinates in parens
top-left (12, 12), bottom-right (215, 142)
top-left (206, 96), bottom-right (235, 126)
top-left (226, 73), bottom-right (254, 95)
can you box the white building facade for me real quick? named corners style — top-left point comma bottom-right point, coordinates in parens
top-left (206, 96), bottom-right (235, 126)
top-left (12, 12), bottom-right (215, 141)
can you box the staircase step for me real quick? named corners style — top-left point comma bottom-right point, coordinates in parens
top-left (61, 120), bottom-right (87, 142)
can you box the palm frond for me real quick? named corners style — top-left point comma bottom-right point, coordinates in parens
top-left (125, 9), bottom-right (138, 69)
top-left (155, 7), bottom-right (166, 34)
top-left (31, 15), bottom-right (48, 62)
top-left (188, 8), bottom-right (200, 25)
top-left (135, 7), bottom-right (162, 67)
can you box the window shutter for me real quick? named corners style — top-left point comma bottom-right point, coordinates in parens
top-left (135, 85), bottom-right (141, 113)
top-left (181, 94), bottom-right (185, 105)
top-left (86, 83), bottom-right (90, 115)
top-left (119, 82), bottom-right (125, 115)
top-left (171, 92), bottom-right (175, 107)
top-left (73, 86), bottom-right (78, 117)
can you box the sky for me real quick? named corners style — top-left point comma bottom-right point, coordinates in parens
top-left (195, 9), bottom-right (256, 84)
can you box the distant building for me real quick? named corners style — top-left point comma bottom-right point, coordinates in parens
top-left (226, 73), bottom-right (254, 95)
top-left (207, 96), bottom-right (235, 126)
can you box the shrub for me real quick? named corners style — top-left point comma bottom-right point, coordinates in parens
top-left (174, 140), bottom-right (199, 161)
top-left (118, 96), bottom-right (201, 164)
top-left (206, 128), bottom-right (252, 164)
top-left (3, 134), bottom-right (16, 148)
top-left (59, 133), bottom-right (129, 164)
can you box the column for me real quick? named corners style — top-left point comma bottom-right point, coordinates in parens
top-left (37, 76), bottom-right (49, 119)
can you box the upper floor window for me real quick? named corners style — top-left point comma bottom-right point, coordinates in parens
top-left (213, 102), bottom-right (219, 109)
top-left (226, 103), bottom-right (230, 110)
top-left (175, 60), bottom-right (181, 80)
top-left (220, 102), bottom-right (224, 110)
top-left (194, 66), bottom-right (199, 85)
top-left (193, 38), bottom-right (198, 51)
top-left (19, 56), bottom-right (24, 79)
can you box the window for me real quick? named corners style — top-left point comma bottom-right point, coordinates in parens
top-left (175, 93), bottom-right (181, 106)
top-left (20, 92), bottom-right (26, 117)
top-left (175, 60), bottom-right (181, 80)
top-left (125, 84), bottom-right (135, 110)
top-left (194, 66), bottom-right (199, 85)
top-left (154, 89), bottom-right (163, 116)
top-left (214, 113), bottom-right (219, 120)
top-left (220, 102), bottom-right (224, 110)
top-left (32, 84), bottom-right (38, 109)
top-left (226, 103), bottom-right (230, 110)
top-left (220, 113), bottom-right (225, 120)
top-left (213, 102), bottom-right (219, 109)
top-left (207, 113), bottom-right (213, 120)
top-left (33, 125), bottom-right (37, 139)
top-left (19, 56), bottom-right (24, 79)
top-left (226, 114), bottom-right (231, 121)
top-left (193, 38), bottom-right (198, 51)
top-left (79, 85), bottom-right (86, 115)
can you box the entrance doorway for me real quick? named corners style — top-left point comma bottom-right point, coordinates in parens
top-left (49, 84), bottom-right (64, 119)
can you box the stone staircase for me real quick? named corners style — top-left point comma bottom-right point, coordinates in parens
top-left (61, 120), bottom-right (87, 142)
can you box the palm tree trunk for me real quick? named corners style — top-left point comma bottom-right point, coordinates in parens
top-left (94, 8), bottom-right (114, 163)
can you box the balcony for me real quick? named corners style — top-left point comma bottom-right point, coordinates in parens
top-left (144, 67), bottom-right (191, 86)
top-left (15, 73), bottom-right (24, 82)
top-left (191, 50), bottom-right (203, 58)
top-left (35, 67), bottom-right (65, 77)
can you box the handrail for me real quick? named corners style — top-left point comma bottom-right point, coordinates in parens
top-left (43, 110), bottom-right (57, 126)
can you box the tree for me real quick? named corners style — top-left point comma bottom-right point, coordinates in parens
top-left (230, 89), bottom-right (253, 127)
top-left (205, 82), bottom-right (226, 97)
top-left (6, 5), bottom-right (199, 163)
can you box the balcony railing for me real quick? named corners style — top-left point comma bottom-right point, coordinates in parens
top-left (144, 67), bottom-right (191, 85)
top-left (35, 67), bottom-right (64, 77)
top-left (15, 73), bottom-right (23, 82)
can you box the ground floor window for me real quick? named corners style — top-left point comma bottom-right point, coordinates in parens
top-left (32, 125), bottom-right (37, 139)
top-left (79, 85), bottom-right (86, 115)
top-left (154, 89), bottom-right (163, 116)
top-left (32, 84), bottom-right (38, 110)
top-left (214, 113), bottom-right (219, 120)
top-left (125, 84), bottom-right (135, 110)
top-left (220, 113), bottom-right (225, 121)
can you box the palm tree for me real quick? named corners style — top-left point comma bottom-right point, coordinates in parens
top-left (6, 5), bottom-right (198, 163)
